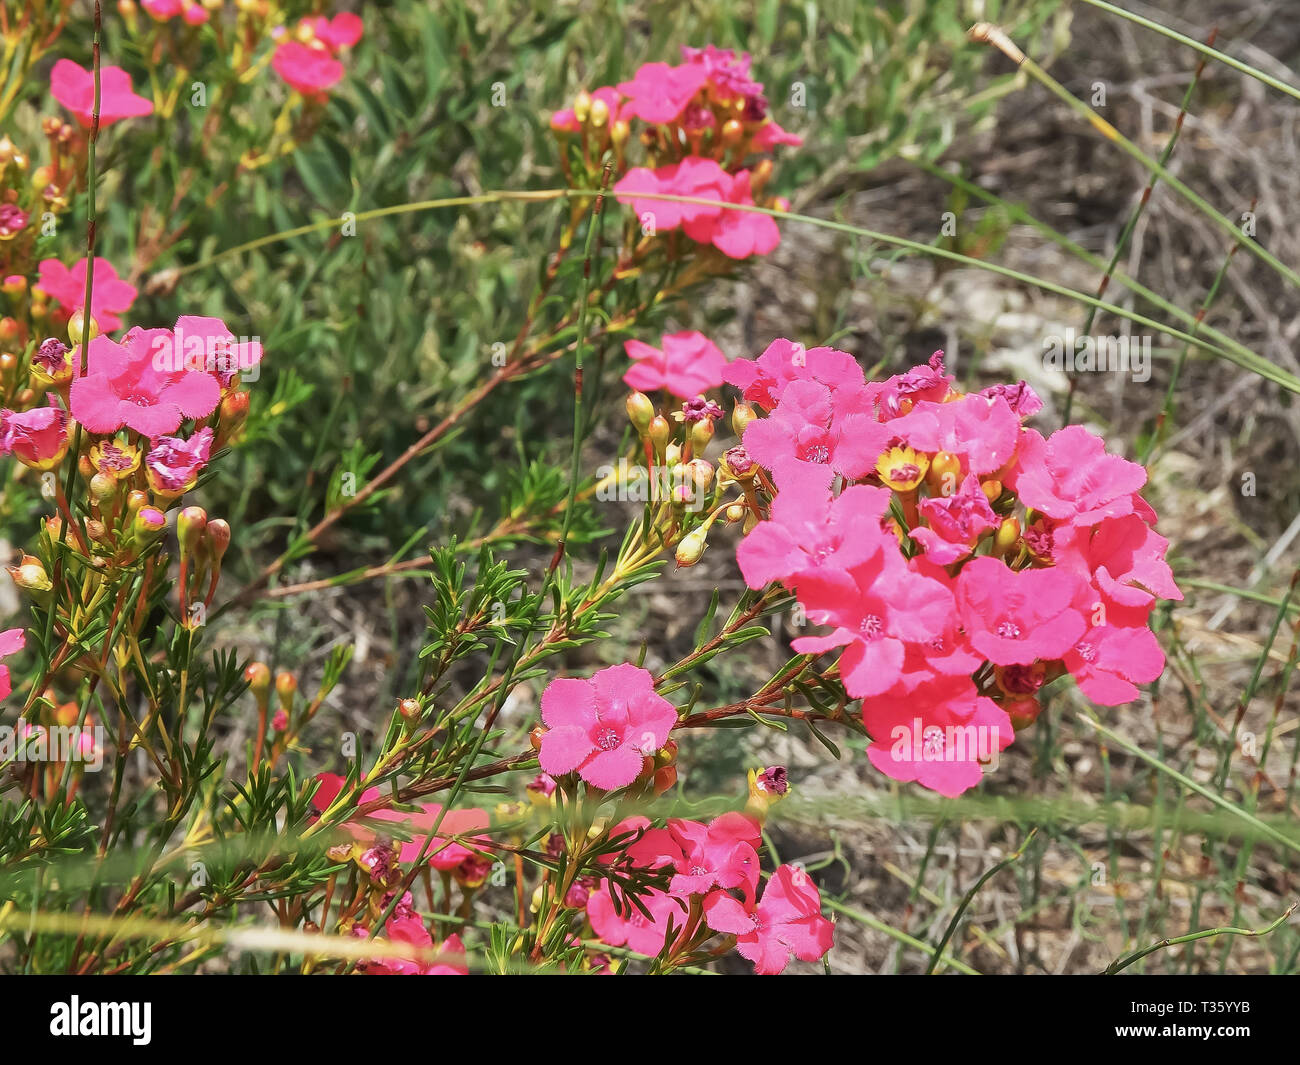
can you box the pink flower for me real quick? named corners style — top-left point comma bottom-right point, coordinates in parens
top-left (956, 556), bottom-right (1088, 666)
top-left (703, 864), bottom-right (834, 974)
top-left (742, 380), bottom-right (892, 489)
top-left (400, 804), bottom-right (491, 870)
top-left (0, 404), bottom-right (69, 471)
top-left (888, 392), bottom-right (1020, 475)
top-left (587, 885), bottom-right (684, 957)
top-left (681, 169), bottom-right (780, 258)
top-left (0, 627), bottom-right (25, 701)
top-left (0, 204), bottom-right (28, 238)
top-left (876, 351), bottom-right (954, 418)
top-left (272, 41), bottom-right (345, 96)
top-left (1056, 514), bottom-right (1181, 621)
top-left (308, 773), bottom-right (489, 869)
top-left (1063, 622), bottom-right (1165, 705)
top-left (366, 917), bottom-right (466, 976)
top-left (36, 258), bottom-right (138, 332)
top-left (667, 812), bottom-right (762, 900)
top-left (50, 60), bottom-right (153, 126)
top-left (616, 61), bottom-right (709, 123)
top-left (860, 675), bottom-right (1014, 797)
top-left (724, 338), bottom-right (866, 410)
top-left (680, 45), bottom-right (763, 105)
top-left (623, 330), bottom-right (727, 398)
top-left (142, 0), bottom-right (209, 23)
top-left (979, 379), bottom-right (1043, 417)
top-left (792, 550), bottom-right (955, 697)
top-left (752, 119), bottom-right (803, 150)
top-left (538, 664), bottom-right (677, 790)
top-left (70, 328), bottom-right (221, 437)
top-left (172, 315), bottom-right (264, 385)
top-left (144, 427), bottom-right (213, 496)
top-left (1009, 425), bottom-right (1148, 526)
top-left (911, 473), bottom-right (1000, 564)
top-left (600, 816), bottom-right (684, 871)
top-left (309, 12), bottom-right (364, 52)
top-left (737, 479), bottom-right (891, 589)
top-left (614, 157), bottom-right (731, 232)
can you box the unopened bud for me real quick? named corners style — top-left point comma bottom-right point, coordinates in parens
top-left (67, 310), bottom-right (99, 345)
top-left (177, 506), bottom-right (207, 554)
top-left (205, 519), bottom-right (231, 565)
top-left (572, 91), bottom-right (591, 125)
top-left (675, 528), bottom-right (707, 567)
top-left (625, 391), bottom-right (654, 435)
top-left (995, 516), bottom-right (1020, 556)
top-left (7, 554), bottom-right (52, 600)
top-left (244, 662), bottom-right (271, 696)
top-left (275, 671), bottom-right (298, 711)
top-left (89, 472), bottom-right (117, 505)
top-left (647, 415), bottom-right (670, 454)
top-left (132, 506), bottom-right (166, 540)
top-left (731, 402), bottom-right (756, 436)
top-left (689, 417), bottom-right (714, 451)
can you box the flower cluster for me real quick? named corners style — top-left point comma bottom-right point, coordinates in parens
top-left (552, 45), bottom-right (797, 260)
top-left (272, 11), bottom-right (365, 98)
top-left (579, 787), bottom-right (832, 975)
top-left (722, 340), bottom-right (1180, 796)
top-left (529, 663), bottom-right (833, 974)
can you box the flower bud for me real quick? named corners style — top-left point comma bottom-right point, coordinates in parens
top-left (725, 502), bottom-right (746, 523)
top-left (275, 671), bottom-right (298, 711)
top-left (689, 416), bottom-right (714, 451)
top-left (647, 415), bottom-right (670, 455)
top-left (217, 390), bottom-right (250, 446)
top-left (926, 451), bottom-right (962, 496)
top-left (981, 479), bottom-right (1002, 503)
top-left (7, 554), bottom-right (52, 602)
top-left (625, 391), bottom-right (654, 436)
top-left (731, 402), bottom-right (756, 436)
top-left (205, 519), bottom-right (231, 565)
top-left (720, 118), bottom-right (744, 147)
top-left (125, 490), bottom-right (149, 517)
top-left (67, 310), bottom-right (99, 345)
top-left (995, 516), bottom-right (1020, 556)
top-left (572, 91), bottom-right (591, 125)
top-left (176, 506), bottom-right (207, 555)
top-left (132, 506), bottom-right (167, 541)
top-left (588, 96), bottom-right (609, 128)
top-left (89, 472), bottom-right (117, 506)
top-left (1005, 697), bottom-right (1041, 731)
top-left (398, 697), bottom-right (420, 720)
top-left (244, 662), bottom-right (271, 697)
top-left (685, 458), bottom-right (714, 492)
top-left (675, 528), bottom-right (707, 568)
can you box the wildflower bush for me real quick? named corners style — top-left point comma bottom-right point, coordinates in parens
top-left (0, 0), bottom-right (1297, 980)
